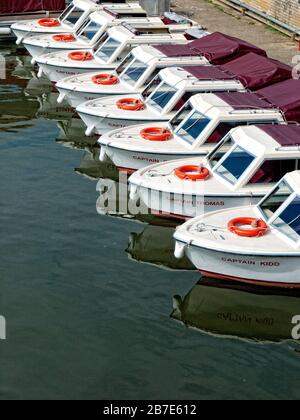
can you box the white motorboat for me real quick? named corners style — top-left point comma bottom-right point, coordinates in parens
top-left (174, 171), bottom-right (300, 288)
top-left (35, 23), bottom-right (199, 83)
top-left (98, 78), bottom-right (300, 172)
top-left (171, 277), bottom-right (300, 340)
top-left (129, 124), bottom-right (300, 219)
top-left (11, 0), bottom-right (138, 45)
top-left (1, 0), bottom-right (66, 42)
top-left (77, 52), bottom-right (291, 137)
top-left (23, 9), bottom-right (194, 63)
top-left (55, 32), bottom-right (264, 108)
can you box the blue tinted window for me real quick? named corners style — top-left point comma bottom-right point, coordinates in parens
top-left (121, 60), bottom-right (148, 85)
top-left (78, 21), bottom-right (102, 41)
top-left (96, 37), bottom-right (121, 62)
top-left (272, 196), bottom-right (300, 242)
top-left (215, 146), bottom-right (255, 184)
top-left (147, 83), bottom-right (177, 111)
top-left (176, 111), bottom-right (211, 145)
top-left (62, 6), bottom-right (82, 27)
top-left (259, 181), bottom-right (292, 220)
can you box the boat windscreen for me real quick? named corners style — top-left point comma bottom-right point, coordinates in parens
top-left (207, 136), bottom-right (233, 169)
top-left (115, 53), bottom-right (134, 75)
top-left (77, 20), bottom-right (102, 41)
top-left (272, 196), bottom-right (300, 242)
top-left (120, 59), bottom-right (148, 86)
top-left (146, 83), bottom-right (177, 111)
top-left (60, 6), bottom-right (83, 27)
top-left (170, 103), bottom-right (193, 131)
top-left (59, 2), bottom-right (75, 21)
top-left (95, 37), bottom-right (122, 62)
top-left (141, 76), bottom-right (161, 100)
top-left (175, 109), bottom-right (211, 145)
top-left (259, 181), bottom-right (293, 220)
top-left (214, 145), bottom-right (256, 184)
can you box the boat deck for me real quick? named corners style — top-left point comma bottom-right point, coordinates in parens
top-left (0, 10), bottom-right (62, 41)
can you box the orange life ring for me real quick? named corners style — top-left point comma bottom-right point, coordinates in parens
top-left (38, 18), bottom-right (60, 27)
top-left (175, 165), bottom-right (210, 181)
top-left (52, 34), bottom-right (76, 42)
top-left (92, 74), bottom-right (119, 85)
top-left (68, 51), bottom-right (94, 61)
top-left (140, 127), bottom-right (172, 141)
top-left (228, 217), bottom-right (268, 237)
top-left (116, 98), bottom-right (145, 111)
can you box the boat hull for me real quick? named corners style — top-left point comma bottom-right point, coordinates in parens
top-left (136, 186), bottom-right (261, 219)
top-left (58, 87), bottom-right (139, 108)
top-left (24, 43), bottom-right (85, 61)
top-left (103, 146), bottom-right (194, 171)
top-left (57, 87), bottom-right (105, 108)
top-left (11, 19), bottom-right (67, 43)
top-left (38, 63), bottom-right (114, 83)
top-left (182, 243), bottom-right (300, 288)
top-left (78, 111), bottom-right (167, 136)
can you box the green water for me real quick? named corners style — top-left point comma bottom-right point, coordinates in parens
top-left (0, 45), bottom-right (300, 400)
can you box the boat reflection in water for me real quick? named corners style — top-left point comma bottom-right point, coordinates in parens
top-left (31, 80), bottom-right (76, 122)
top-left (0, 48), bottom-right (39, 132)
top-left (171, 277), bottom-right (300, 343)
top-left (95, 164), bottom-right (180, 227)
top-left (127, 224), bottom-right (195, 271)
top-left (56, 118), bottom-right (98, 148)
top-left (75, 146), bottom-right (119, 181)
top-left (92, 156), bottom-right (193, 270)
top-left (24, 74), bottom-right (52, 98)
top-left (11, 53), bottom-right (37, 81)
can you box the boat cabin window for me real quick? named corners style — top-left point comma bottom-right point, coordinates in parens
top-left (115, 53), bottom-right (135, 75)
top-left (146, 82), bottom-right (177, 111)
top-left (249, 159), bottom-right (299, 184)
top-left (204, 120), bottom-right (280, 145)
top-left (77, 20), bottom-right (102, 42)
top-left (204, 122), bottom-right (234, 144)
top-left (141, 76), bottom-right (161, 100)
top-left (259, 181), bottom-right (293, 220)
top-left (95, 37), bottom-right (122, 62)
top-left (272, 196), bottom-right (300, 243)
top-left (172, 93), bottom-right (192, 112)
top-left (207, 136), bottom-right (233, 168)
top-left (60, 5), bottom-right (83, 27)
top-left (214, 146), bottom-right (256, 185)
top-left (174, 109), bottom-right (211, 145)
top-left (170, 103), bottom-right (193, 131)
top-left (120, 59), bottom-right (148, 86)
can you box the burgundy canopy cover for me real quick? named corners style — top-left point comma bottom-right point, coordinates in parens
top-left (257, 79), bottom-right (300, 122)
top-left (182, 65), bottom-right (234, 80)
top-left (155, 32), bottom-right (266, 65)
top-left (216, 92), bottom-right (273, 109)
top-left (258, 124), bottom-right (300, 147)
top-left (184, 53), bottom-right (292, 90)
top-left (222, 53), bottom-right (292, 90)
top-left (0, 0), bottom-right (65, 14)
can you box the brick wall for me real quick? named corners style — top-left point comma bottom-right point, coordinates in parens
top-left (240, 0), bottom-right (300, 30)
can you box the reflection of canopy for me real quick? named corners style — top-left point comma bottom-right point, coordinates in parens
top-left (0, 1), bottom-right (65, 14)
top-left (171, 278), bottom-right (300, 342)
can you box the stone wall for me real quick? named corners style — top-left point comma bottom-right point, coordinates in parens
top-left (240, 0), bottom-right (300, 30)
